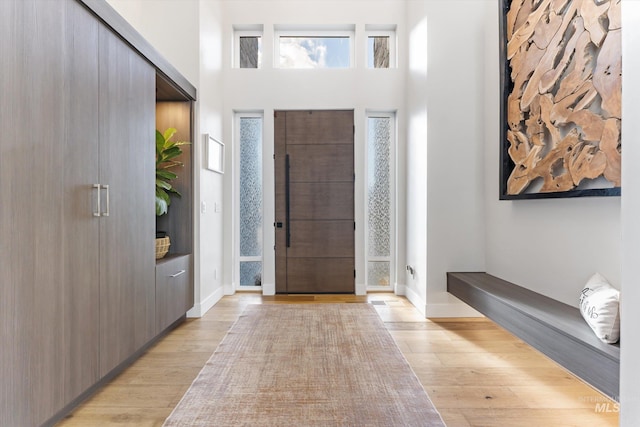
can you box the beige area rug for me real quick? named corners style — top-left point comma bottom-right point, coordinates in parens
top-left (164, 304), bottom-right (445, 426)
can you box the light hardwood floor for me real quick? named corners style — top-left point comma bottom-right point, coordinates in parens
top-left (57, 293), bottom-right (619, 426)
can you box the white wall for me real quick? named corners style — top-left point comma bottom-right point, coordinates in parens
top-left (195, 0), bottom-right (226, 315)
top-left (220, 0), bottom-right (407, 295)
top-left (404, 0), bottom-right (488, 317)
top-left (482, 2), bottom-right (621, 308)
top-left (621, 0), bottom-right (640, 423)
top-left (404, 1), bottom-right (428, 311)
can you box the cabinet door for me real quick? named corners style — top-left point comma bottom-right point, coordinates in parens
top-left (98, 26), bottom-right (156, 376)
top-left (0, 2), bottom-right (66, 425)
top-left (63, 0), bottom-right (101, 403)
top-left (156, 255), bottom-right (192, 333)
top-left (1, 1), bottom-right (100, 425)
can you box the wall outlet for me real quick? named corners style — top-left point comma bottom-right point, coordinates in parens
top-left (201, 201), bottom-right (207, 214)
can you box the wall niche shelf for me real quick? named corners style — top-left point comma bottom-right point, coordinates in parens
top-left (155, 73), bottom-right (194, 260)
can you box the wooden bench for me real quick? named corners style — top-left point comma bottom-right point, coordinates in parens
top-left (447, 272), bottom-right (619, 401)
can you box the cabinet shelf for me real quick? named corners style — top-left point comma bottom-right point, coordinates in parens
top-left (156, 252), bottom-right (191, 265)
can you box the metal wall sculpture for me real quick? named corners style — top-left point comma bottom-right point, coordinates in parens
top-left (500, 0), bottom-right (621, 199)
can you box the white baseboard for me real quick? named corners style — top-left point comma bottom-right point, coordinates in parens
top-left (187, 286), bottom-right (225, 318)
top-left (262, 282), bottom-right (275, 296)
top-left (403, 285), bottom-right (426, 317)
top-left (396, 285), bottom-right (483, 318)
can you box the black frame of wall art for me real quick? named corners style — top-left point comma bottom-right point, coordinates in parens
top-left (499, 0), bottom-right (621, 200)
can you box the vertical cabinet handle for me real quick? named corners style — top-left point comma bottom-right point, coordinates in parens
top-left (101, 184), bottom-right (110, 217)
top-left (93, 184), bottom-right (101, 217)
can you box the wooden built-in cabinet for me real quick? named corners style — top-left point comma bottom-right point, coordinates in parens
top-left (0, 1), bottom-right (195, 426)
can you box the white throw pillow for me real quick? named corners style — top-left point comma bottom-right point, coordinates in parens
top-left (579, 273), bottom-right (620, 344)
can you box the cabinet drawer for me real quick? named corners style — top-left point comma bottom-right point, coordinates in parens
top-left (156, 254), bottom-right (193, 333)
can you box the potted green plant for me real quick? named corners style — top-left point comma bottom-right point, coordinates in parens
top-left (155, 127), bottom-right (189, 258)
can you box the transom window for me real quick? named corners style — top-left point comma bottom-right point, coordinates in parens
top-left (275, 27), bottom-right (355, 69)
top-left (234, 25), bottom-right (398, 70)
top-left (366, 26), bottom-right (397, 69)
top-left (234, 26), bottom-right (263, 68)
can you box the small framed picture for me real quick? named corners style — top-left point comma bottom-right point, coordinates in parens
top-left (205, 134), bottom-right (224, 174)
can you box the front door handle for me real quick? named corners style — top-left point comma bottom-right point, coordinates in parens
top-left (285, 154), bottom-right (291, 247)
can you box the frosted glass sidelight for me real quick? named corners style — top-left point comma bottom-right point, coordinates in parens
top-left (368, 262), bottom-right (390, 287)
top-left (240, 118), bottom-right (263, 257)
top-left (240, 261), bottom-right (262, 286)
top-left (367, 117), bottom-right (391, 258)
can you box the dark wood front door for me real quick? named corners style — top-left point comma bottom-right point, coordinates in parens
top-left (275, 110), bottom-right (355, 293)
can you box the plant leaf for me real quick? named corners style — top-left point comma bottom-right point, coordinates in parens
top-left (163, 127), bottom-right (177, 143)
top-left (161, 146), bottom-right (183, 162)
top-left (155, 188), bottom-right (170, 216)
top-left (157, 170), bottom-right (177, 180)
top-left (156, 179), bottom-right (172, 191)
top-left (156, 130), bottom-right (165, 159)
top-left (155, 127), bottom-right (191, 216)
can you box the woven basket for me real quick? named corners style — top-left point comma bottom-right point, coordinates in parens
top-left (155, 236), bottom-right (170, 259)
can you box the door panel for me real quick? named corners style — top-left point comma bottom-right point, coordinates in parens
top-left (288, 145), bottom-right (354, 182)
top-left (284, 110), bottom-right (354, 145)
top-left (288, 221), bottom-right (355, 258)
top-left (287, 259), bottom-right (355, 293)
top-left (275, 110), bottom-right (354, 293)
top-left (290, 182), bottom-right (354, 220)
